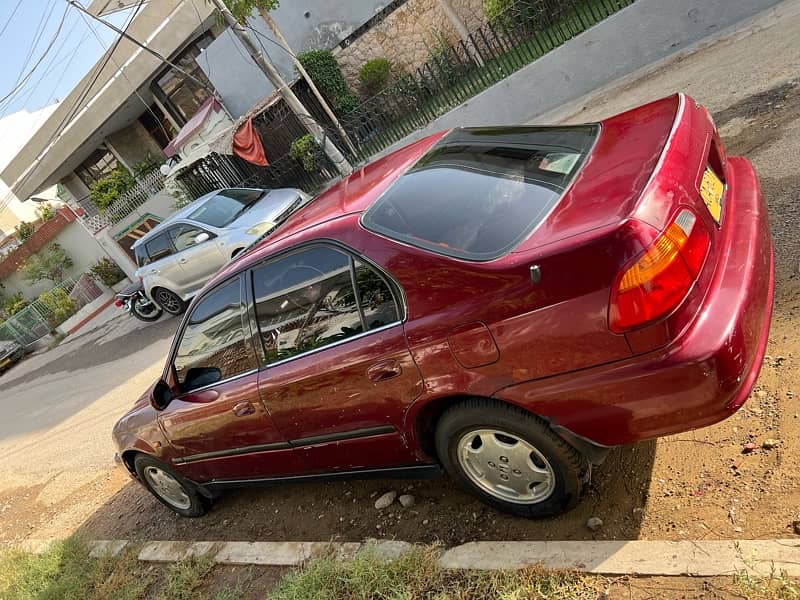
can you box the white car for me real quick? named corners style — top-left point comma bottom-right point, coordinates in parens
top-left (133, 187), bottom-right (308, 315)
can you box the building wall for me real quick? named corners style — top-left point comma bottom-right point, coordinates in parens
top-left (105, 120), bottom-right (164, 169)
top-left (198, 0), bottom-right (395, 118)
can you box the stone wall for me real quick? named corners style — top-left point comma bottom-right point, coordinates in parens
top-left (335, 0), bottom-right (487, 94)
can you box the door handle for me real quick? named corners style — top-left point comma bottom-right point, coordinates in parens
top-left (148, 269), bottom-right (159, 274)
top-left (231, 401), bottom-right (256, 417)
top-left (367, 360), bottom-right (402, 382)
top-left (179, 257), bottom-right (188, 264)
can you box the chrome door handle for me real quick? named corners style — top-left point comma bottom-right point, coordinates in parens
top-left (232, 401), bottom-right (255, 417)
top-left (179, 257), bottom-right (188, 264)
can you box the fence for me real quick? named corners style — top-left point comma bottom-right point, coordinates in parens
top-left (174, 0), bottom-right (634, 198)
top-left (0, 274), bottom-right (105, 346)
top-left (80, 169), bottom-right (167, 233)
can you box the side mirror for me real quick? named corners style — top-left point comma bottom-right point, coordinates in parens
top-left (184, 366), bottom-right (222, 391)
top-left (151, 379), bottom-right (173, 410)
top-left (194, 232), bottom-right (210, 245)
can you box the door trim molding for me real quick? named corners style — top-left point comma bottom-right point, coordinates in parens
top-left (173, 440), bottom-right (291, 464)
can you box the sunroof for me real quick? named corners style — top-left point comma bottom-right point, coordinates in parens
top-left (361, 125), bottom-right (599, 261)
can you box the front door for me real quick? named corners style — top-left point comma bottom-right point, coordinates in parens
top-left (159, 274), bottom-right (303, 482)
top-left (166, 224), bottom-right (227, 293)
top-left (249, 245), bottom-right (424, 472)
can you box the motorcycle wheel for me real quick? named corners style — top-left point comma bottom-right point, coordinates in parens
top-left (131, 296), bottom-right (163, 322)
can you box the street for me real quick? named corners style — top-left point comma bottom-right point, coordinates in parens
top-left (1, 1), bottom-right (799, 548)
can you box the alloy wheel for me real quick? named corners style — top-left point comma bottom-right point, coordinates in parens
top-left (142, 466), bottom-right (191, 510)
top-left (155, 289), bottom-right (182, 314)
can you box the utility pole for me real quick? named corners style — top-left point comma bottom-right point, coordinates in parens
top-left (209, 0), bottom-right (353, 177)
top-left (257, 8), bottom-right (358, 156)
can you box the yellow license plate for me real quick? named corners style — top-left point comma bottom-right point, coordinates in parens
top-left (700, 167), bottom-right (724, 224)
top-left (0, 357), bottom-right (10, 368)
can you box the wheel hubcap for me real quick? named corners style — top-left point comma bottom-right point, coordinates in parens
top-left (143, 466), bottom-right (191, 509)
top-left (456, 428), bottom-right (555, 504)
top-left (157, 291), bottom-right (180, 313)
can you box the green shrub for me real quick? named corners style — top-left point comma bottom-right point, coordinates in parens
top-left (483, 0), bottom-right (515, 23)
top-left (290, 134), bottom-right (318, 172)
top-left (21, 243), bottom-right (73, 285)
top-left (89, 258), bottom-right (126, 287)
top-left (36, 203), bottom-right (57, 221)
top-left (3, 292), bottom-right (28, 317)
top-left (38, 288), bottom-right (76, 328)
top-left (14, 221), bottom-right (35, 241)
top-left (334, 92), bottom-right (361, 116)
top-left (358, 57), bottom-right (392, 96)
top-left (131, 153), bottom-right (163, 179)
top-left (297, 49), bottom-right (349, 102)
top-left (89, 164), bottom-right (135, 211)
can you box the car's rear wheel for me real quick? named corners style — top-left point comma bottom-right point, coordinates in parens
top-left (134, 454), bottom-right (210, 517)
top-left (152, 287), bottom-right (186, 315)
top-left (435, 399), bottom-right (586, 517)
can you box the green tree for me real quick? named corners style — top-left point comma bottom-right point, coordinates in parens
top-left (89, 164), bottom-right (135, 211)
top-left (21, 243), bottom-right (74, 285)
top-left (219, 0), bottom-right (279, 23)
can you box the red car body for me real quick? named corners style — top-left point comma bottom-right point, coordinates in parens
top-left (113, 94), bottom-right (773, 507)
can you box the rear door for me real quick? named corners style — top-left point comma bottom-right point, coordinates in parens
top-left (167, 223), bottom-right (227, 291)
top-left (251, 244), bottom-right (424, 472)
top-left (142, 232), bottom-right (183, 290)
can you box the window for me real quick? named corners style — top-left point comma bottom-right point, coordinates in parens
top-left (144, 233), bottom-right (175, 263)
top-left (138, 104), bottom-right (177, 149)
top-left (151, 32), bottom-right (215, 125)
top-left (174, 278), bottom-right (254, 389)
top-left (75, 148), bottom-right (119, 188)
top-left (252, 247), bottom-right (399, 363)
top-left (189, 189), bottom-right (266, 228)
top-left (169, 224), bottom-right (210, 252)
top-left (361, 126), bottom-right (599, 261)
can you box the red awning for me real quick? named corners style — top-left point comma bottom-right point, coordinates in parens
top-left (232, 117), bottom-right (269, 167)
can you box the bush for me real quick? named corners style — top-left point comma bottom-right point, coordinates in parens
top-left (38, 288), bottom-right (76, 328)
top-left (334, 92), bottom-right (361, 116)
top-left (132, 153), bottom-right (163, 179)
top-left (3, 292), bottom-right (28, 317)
top-left (297, 49), bottom-right (349, 103)
top-left (21, 243), bottom-right (73, 285)
top-left (14, 221), bottom-right (35, 241)
top-left (358, 57), bottom-right (392, 97)
top-left (89, 164), bottom-right (135, 211)
top-left (290, 134), bottom-right (318, 172)
top-left (89, 258), bottom-right (126, 287)
top-left (36, 203), bottom-right (57, 221)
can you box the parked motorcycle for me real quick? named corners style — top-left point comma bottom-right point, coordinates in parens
top-left (115, 280), bottom-right (163, 322)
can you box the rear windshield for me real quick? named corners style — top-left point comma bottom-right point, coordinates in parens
top-left (189, 188), bottom-right (267, 228)
top-left (361, 126), bottom-right (598, 261)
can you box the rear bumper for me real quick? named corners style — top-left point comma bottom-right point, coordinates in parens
top-left (494, 157), bottom-right (774, 446)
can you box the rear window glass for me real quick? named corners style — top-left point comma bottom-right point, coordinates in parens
top-left (361, 126), bottom-right (598, 261)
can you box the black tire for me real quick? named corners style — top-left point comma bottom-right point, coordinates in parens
top-left (133, 454), bottom-right (211, 518)
top-left (131, 296), bottom-right (163, 322)
top-left (435, 399), bottom-right (586, 518)
top-left (152, 287), bottom-right (186, 315)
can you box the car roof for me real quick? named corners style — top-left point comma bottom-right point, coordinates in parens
top-left (131, 187), bottom-right (265, 249)
top-left (205, 131), bottom-right (449, 286)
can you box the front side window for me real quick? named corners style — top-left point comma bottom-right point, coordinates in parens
top-left (361, 125), bottom-right (598, 261)
top-left (173, 278), bottom-right (254, 390)
top-left (144, 233), bottom-right (175, 263)
top-left (252, 246), bottom-right (400, 363)
top-left (169, 224), bottom-right (210, 252)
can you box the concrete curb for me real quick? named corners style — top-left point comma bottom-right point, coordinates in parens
top-left (76, 539), bottom-right (800, 576)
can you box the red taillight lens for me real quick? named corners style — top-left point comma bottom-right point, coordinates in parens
top-left (114, 299), bottom-right (124, 307)
top-left (610, 209), bottom-right (710, 333)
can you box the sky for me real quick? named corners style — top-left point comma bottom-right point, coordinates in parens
top-left (0, 0), bottom-right (134, 119)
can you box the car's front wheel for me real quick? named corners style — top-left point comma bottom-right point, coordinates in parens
top-left (152, 287), bottom-right (186, 315)
top-left (134, 454), bottom-right (210, 517)
top-left (435, 399), bottom-right (586, 518)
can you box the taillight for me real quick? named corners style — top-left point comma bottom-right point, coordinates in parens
top-left (114, 299), bottom-right (124, 307)
top-left (610, 209), bottom-right (710, 333)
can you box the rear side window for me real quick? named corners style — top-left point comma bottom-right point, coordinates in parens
top-left (144, 233), bottom-right (175, 263)
top-left (134, 245), bottom-right (149, 267)
top-left (362, 126), bottom-right (598, 261)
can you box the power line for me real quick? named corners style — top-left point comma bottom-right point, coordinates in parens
top-left (0, 0), bottom-right (25, 39)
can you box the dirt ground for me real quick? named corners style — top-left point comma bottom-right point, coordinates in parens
top-left (1, 1), bottom-right (800, 564)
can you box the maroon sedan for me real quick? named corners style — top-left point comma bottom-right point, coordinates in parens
top-left (113, 94), bottom-right (773, 518)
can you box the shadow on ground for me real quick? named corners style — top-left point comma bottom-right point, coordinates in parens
top-left (75, 442), bottom-right (656, 545)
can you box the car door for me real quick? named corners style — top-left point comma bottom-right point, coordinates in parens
top-left (142, 232), bottom-right (182, 290)
top-left (251, 244), bottom-right (425, 473)
top-left (158, 274), bottom-right (304, 482)
top-left (166, 223), bottom-right (227, 292)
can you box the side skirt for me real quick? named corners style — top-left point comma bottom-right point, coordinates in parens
top-left (200, 464), bottom-right (443, 491)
